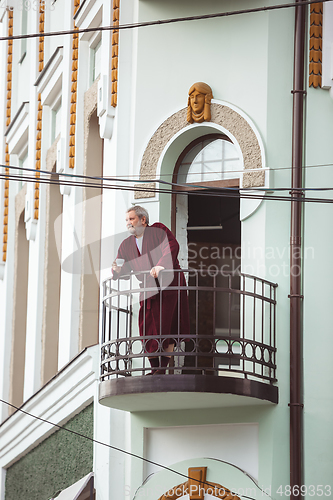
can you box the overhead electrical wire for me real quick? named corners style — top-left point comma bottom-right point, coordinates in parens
top-left (0, 0), bottom-right (332, 43)
top-left (0, 1), bottom-right (326, 497)
top-left (0, 398), bottom-right (270, 500)
top-left (1, 169), bottom-right (276, 202)
top-left (0, 169), bottom-right (332, 205)
top-left (3, 162), bottom-right (333, 191)
top-left (5, 161), bottom-right (333, 183)
top-left (0, 0), bottom-right (331, 193)
top-left (1, 164), bottom-right (333, 205)
top-left (0, 1), bottom-right (331, 198)
top-left (104, 161), bottom-right (333, 179)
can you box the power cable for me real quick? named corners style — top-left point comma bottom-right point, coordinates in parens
top-left (1, 162), bottom-right (333, 193)
top-left (36, 161), bottom-right (333, 179)
top-left (0, 170), bottom-right (330, 206)
top-left (1, 169), bottom-right (269, 200)
top-left (3, 162), bottom-right (333, 191)
top-left (0, 0), bottom-right (332, 42)
top-left (0, 398), bottom-right (270, 500)
top-left (129, 161), bottom-right (333, 179)
top-left (0, 170), bottom-right (316, 203)
top-left (1, 168), bottom-right (333, 205)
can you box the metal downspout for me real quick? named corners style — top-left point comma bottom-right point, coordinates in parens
top-left (290, 0), bottom-right (306, 497)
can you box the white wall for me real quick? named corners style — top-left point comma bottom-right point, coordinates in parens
top-left (144, 423), bottom-right (258, 480)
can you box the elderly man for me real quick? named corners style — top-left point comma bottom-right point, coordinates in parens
top-left (112, 206), bottom-right (189, 375)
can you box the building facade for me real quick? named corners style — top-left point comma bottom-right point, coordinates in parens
top-left (0, 0), bottom-right (332, 499)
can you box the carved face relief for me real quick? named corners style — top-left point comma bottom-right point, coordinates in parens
top-left (187, 82), bottom-right (213, 124)
top-left (189, 90), bottom-right (205, 116)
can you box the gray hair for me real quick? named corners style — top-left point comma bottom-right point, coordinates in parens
top-left (126, 205), bottom-right (149, 224)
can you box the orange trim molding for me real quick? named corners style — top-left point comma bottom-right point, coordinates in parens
top-left (2, 10), bottom-right (13, 262)
top-left (309, 2), bottom-right (323, 88)
top-left (111, 0), bottom-right (120, 107)
top-left (34, 1), bottom-right (45, 220)
top-left (69, 0), bottom-right (80, 169)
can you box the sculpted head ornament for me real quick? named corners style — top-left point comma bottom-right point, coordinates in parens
top-left (187, 82), bottom-right (213, 123)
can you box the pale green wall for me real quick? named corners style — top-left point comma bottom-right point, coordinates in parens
top-left (130, 404), bottom-right (290, 498)
top-left (303, 85), bottom-right (333, 491)
top-left (133, 0), bottom-right (270, 171)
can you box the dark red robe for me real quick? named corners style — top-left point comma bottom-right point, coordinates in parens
top-left (112, 223), bottom-right (190, 353)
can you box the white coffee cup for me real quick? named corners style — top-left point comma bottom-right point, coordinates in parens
top-left (116, 258), bottom-right (125, 267)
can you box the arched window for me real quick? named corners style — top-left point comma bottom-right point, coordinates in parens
top-left (177, 135), bottom-right (242, 184)
top-left (172, 135), bottom-right (241, 264)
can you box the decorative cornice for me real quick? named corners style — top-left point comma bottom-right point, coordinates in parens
top-left (2, 10), bottom-right (13, 263)
top-left (73, 0), bottom-right (86, 20)
top-left (69, 0), bottom-right (80, 169)
top-left (34, 45), bottom-right (63, 89)
top-left (309, 2), bottom-right (323, 88)
top-left (111, 0), bottom-right (120, 107)
top-left (5, 102), bottom-right (29, 160)
top-left (5, 101), bottom-right (29, 138)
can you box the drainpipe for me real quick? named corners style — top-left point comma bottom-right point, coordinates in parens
top-left (289, 0), bottom-right (306, 497)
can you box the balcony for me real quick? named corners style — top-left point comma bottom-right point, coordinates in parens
top-left (99, 270), bottom-right (278, 411)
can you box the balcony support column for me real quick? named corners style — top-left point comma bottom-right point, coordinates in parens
top-left (290, 0), bottom-right (306, 497)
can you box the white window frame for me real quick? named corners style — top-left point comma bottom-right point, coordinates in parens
top-left (89, 33), bottom-right (102, 86)
top-left (51, 96), bottom-right (62, 145)
top-left (18, 147), bottom-right (29, 191)
top-left (18, 4), bottom-right (28, 63)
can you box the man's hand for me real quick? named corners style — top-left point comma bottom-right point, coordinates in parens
top-left (112, 260), bottom-right (122, 273)
top-left (150, 266), bottom-right (165, 279)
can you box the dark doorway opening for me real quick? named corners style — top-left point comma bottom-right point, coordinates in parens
top-left (185, 190), bottom-right (241, 373)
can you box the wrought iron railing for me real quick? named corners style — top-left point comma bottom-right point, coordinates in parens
top-left (100, 269), bottom-right (277, 383)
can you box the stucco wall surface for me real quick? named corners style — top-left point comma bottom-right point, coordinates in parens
top-left (4, 404), bottom-right (93, 500)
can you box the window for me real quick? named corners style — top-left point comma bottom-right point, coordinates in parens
top-left (51, 100), bottom-right (62, 144)
top-left (177, 137), bottom-right (242, 184)
top-left (18, 151), bottom-right (28, 190)
top-left (91, 39), bottom-right (102, 84)
top-left (19, 6), bottom-right (28, 63)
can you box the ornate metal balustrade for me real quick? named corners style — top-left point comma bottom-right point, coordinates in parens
top-left (100, 269), bottom-right (277, 386)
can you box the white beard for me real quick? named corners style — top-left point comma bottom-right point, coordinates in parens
top-left (127, 221), bottom-right (145, 237)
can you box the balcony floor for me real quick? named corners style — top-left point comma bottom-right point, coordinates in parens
top-left (99, 374), bottom-right (278, 412)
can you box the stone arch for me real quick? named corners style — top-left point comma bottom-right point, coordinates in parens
top-left (135, 102), bottom-right (266, 199)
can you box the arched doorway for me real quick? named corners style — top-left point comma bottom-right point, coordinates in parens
top-left (172, 135), bottom-right (242, 373)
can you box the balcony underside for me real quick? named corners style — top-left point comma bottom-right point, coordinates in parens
top-left (99, 374), bottom-right (278, 412)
